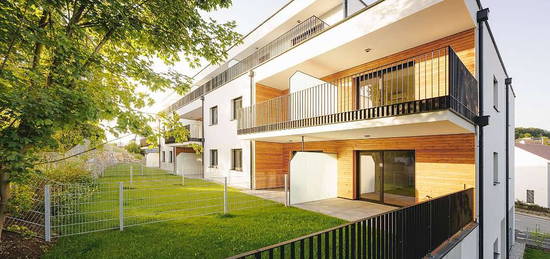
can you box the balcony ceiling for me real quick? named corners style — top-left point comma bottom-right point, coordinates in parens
top-left (258, 0), bottom-right (476, 89)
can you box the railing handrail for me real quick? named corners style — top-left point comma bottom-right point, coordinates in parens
top-left (165, 15), bottom-right (329, 113)
top-left (227, 188), bottom-right (475, 258)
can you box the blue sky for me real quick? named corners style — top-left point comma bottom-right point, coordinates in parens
top-left (151, 0), bottom-right (549, 130)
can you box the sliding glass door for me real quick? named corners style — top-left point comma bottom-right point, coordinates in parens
top-left (357, 151), bottom-right (415, 206)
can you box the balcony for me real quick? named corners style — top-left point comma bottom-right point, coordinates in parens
top-left (237, 47), bottom-right (478, 135)
top-left (164, 124), bottom-right (203, 145)
top-left (165, 16), bottom-right (328, 113)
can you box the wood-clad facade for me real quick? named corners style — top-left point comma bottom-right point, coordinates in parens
top-left (254, 134), bottom-right (475, 203)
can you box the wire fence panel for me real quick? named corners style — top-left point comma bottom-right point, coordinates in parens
top-left (5, 162), bottom-right (284, 240)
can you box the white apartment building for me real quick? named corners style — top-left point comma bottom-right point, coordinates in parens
top-left (515, 142), bottom-right (550, 208)
top-left (158, 0), bottom-right (515, 258)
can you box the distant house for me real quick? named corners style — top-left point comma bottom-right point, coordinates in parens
top-left (515, 142), bottom-right (550, 207)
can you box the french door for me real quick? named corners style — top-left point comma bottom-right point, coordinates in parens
top-left (357, 150), bottom-right (416, 206)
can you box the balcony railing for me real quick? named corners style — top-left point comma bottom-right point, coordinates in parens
top-left (165, 16), bottom-right (328, 113)
top-left (164, 124), bottom-right (203, 144)
top-left (229, 188), bottom-right (475, 259)
top-left (237, 47), bottom-right (478, 135)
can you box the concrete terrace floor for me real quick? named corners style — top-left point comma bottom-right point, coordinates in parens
top-left (293, 198), bottom-right (397, 221)
top-left (242, 188), bottom-right (397, 221)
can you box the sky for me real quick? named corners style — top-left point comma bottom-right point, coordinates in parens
top-left (143, 0), bottom-right (550, 135)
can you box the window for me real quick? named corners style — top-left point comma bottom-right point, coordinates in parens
top-left (210, 106), bottom-right (218, 125)
top-left (493, 152), bottom-right (499, 185)
top-left (527, 190), bottom-right (534, 203)
top-left (231, 149), bottom-right (243, 171)
top-left (231, 97), bottom-right (242, 120)
top-left (168, 151), bottom-right (173, 163)
top-left (493, 76), bottom-right (499, 111)
top-left (162, 151), bottom-right (166, 162)
top-left (210, 149), bottom-right (218, 168)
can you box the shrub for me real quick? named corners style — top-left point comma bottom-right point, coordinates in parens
top-left (7, 183), bottom-right (35, 217)
top-left (125, 142), bottom-right (143, 156)
top-left (6, 225), bottom-right (37, 239)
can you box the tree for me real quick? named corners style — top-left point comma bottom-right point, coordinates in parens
top-left (0, 0), bottom-right (240, 237)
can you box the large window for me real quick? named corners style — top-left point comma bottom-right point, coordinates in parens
top-left (210, 106), bottom-right (218, 125)
top-left (231, 149), bottom-right (242, 171)
top-left (210, 149), bottom-right (218, 168)
top-left (231, 97), bottom-right (242, 120)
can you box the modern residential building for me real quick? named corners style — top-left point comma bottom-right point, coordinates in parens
top-left (515, 142), bottom-right (550, 208)
top-left (158, 0), bottom-right (515, 257)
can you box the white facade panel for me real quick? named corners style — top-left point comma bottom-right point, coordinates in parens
top-left (203, 74), bottom-right (252, 189)
top-left (290, 152), bottom-right (338, 204)
top-left (442, 228), bottom-right (479, 259)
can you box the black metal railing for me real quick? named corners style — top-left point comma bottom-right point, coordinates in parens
top-left (164, 124), bottom-right (203, 144)
top-left (227, 188), bottom-right (475, 259)
top-left (237, 47), bottom-right (478, 134)
top-left (165, 16), bottom-right (328, 113)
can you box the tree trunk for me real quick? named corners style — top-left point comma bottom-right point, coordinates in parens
top-left (0, 171), bottom-right (11, 241)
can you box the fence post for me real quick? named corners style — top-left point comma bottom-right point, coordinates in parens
top-left (130, 166), bottom-right (133, 185)
top-left (181, 173), bottom-right (185, 186)
top-left (44, 185), bottom-right (51, 242)
top-left (284, 174), bottom-right (289, 207)
top-left (224, 177), bottom-right (228, 214)
top-left (119, 182), bottom-right (124, 231)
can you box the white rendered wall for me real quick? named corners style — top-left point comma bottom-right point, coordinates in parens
top-left (203, 74), bottom-right (252, 189)
top-left (145, 153), bottom-right (159, 168)
top-left (176, 153), bottom-right (202, 176)
top-left (290, 152), bottom-right (338, 204)
top-left (478, 24), bottom-right (515, 258)
top-left (159, 143), bottom-right (175, 172)
top-left (442, 227), bottom-right (479, 259)
top-left (514, 148), bottom-right (549, 207)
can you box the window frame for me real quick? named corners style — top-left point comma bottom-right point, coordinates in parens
top-left (231, 97), bottom-right (243, 121)
top-left (168, 150), bottom-right (173, 163)
top-left (210, 106), bottom-right (218, 125)
top-left (527, 189), bottom-right (535, 203)
top-left (209, 149), bottom-right (218, 168)
top-left (162, 151), bottom-right (166, 162)
top-left (231, 148), bottom-right (243, 171)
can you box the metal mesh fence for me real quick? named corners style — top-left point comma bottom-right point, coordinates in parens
top-left (5, 163), bottom-right (286, 240)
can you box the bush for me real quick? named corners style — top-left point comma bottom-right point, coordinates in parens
top-left (125, 142), bottom-right (143, 156)
top-left (40, 160), bottom-right (94, 185)
top-left (7, 183), bottom-right (35, 217)
top-left (6, 225), bottom-right (37, 239)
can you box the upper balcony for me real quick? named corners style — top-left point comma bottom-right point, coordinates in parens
top-left (165, 15), bottom-right (329, 113)
top-left (165, 124), bottom-right (203, 145)
top-left (237, 47), bottom-right (478, 136)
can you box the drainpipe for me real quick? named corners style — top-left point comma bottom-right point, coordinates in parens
top-left (249, 70), bottom-right (255, 190)
top-left (476, 8), bottom-right (490, 259)
top-left (201, 96), bottom-right (205, 178)
top-left (505, 77), bottom-right (512, 258)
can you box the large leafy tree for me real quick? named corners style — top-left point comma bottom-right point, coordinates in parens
top-left (0, 0), bottom-right (240, 236)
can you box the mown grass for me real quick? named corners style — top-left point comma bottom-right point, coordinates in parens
top-left (45, 164), bottom-right (345, 258)
top-left (524, 247), bottom-right (550, 259)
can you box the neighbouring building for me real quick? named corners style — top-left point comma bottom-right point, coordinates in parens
top-left (515, 142), bottom-right (550, 208)
top-left (158, 0), bottom-right (515, 258)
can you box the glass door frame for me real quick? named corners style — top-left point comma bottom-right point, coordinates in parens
top-left (355, 150), bottom-right (416, 206)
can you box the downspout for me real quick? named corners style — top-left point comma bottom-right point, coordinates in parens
top-left (505, 77), bottom-right (512, 258)
top-left (201, 96), bottom-right (205, 178)
top-left (476, 8), bottom-right (490, 259)
top-left (249, 70), bottom-right (255, 190)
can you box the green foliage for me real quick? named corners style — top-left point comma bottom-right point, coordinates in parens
top-left (7, 183), bottom-right (34, 217)
top-left (39, 160), bottom-right (94, 185)
top-left (524, 247), bottom-right (550, 259)
top-left (516, 200), bottom-right (550, 215)
top-left (0, 0), bottom-right (241, 183)
top-left (6, 225), bottom-right (37, 239)
top-left (516, 127), bottom-right (550, 139)
top-left (124, 142), bottom-right (143, 156)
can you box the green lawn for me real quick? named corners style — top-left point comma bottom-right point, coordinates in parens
top-left (524, 247), bottom-right (550, 259)
top-left (45, 164), bottom-right (346, 258)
